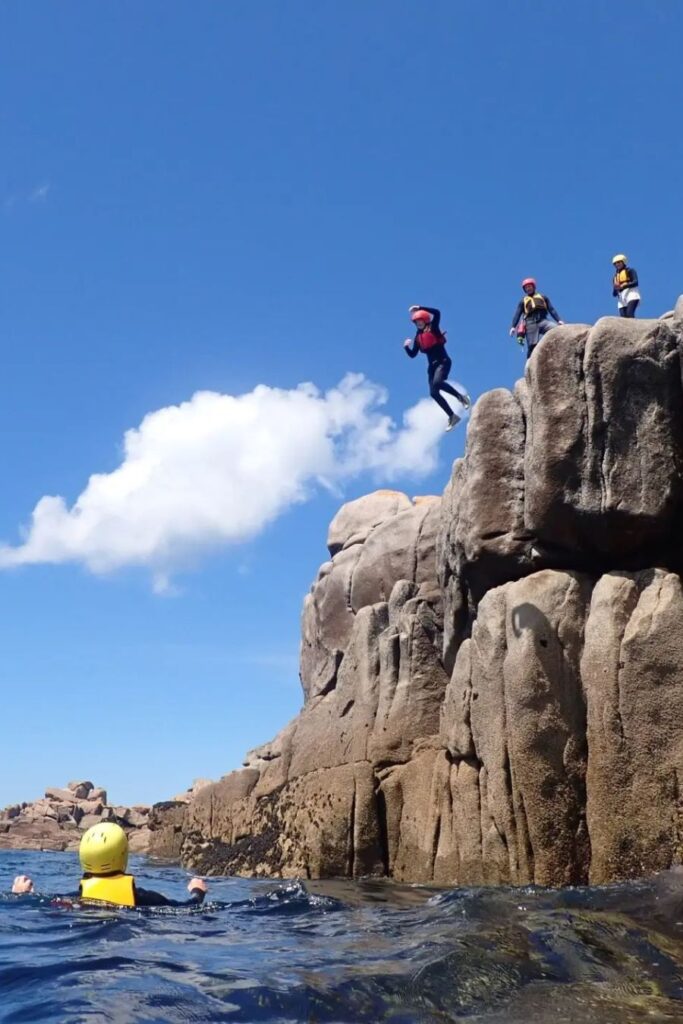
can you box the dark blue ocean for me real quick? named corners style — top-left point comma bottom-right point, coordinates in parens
top-left (3, 851), bottom-right (683, 1023)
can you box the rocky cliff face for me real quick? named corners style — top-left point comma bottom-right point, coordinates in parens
top-left (150, 309), bottom-right (683, 886)
top-left (149, 492), bottom-right (446, 875)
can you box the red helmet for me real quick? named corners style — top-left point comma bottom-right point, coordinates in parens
top-left (410, 309), bottom-right (432, 324)
top-left (521, 277), bottom-right (536, 290)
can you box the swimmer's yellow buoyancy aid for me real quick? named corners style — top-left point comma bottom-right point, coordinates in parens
top-left (79, 873), bottom-right (136, 907)
top-left (523, 292), bottom-right (548, 315)
top-left (613, 267), bottom-right (635, 291)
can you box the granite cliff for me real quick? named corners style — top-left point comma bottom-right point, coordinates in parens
top-left (149, 303), bottom-right (683, 886)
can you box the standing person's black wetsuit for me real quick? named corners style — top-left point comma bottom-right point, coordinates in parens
top-left (404, 306), bottom-right (470, 428)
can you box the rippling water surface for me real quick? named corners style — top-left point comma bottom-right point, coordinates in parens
top-left (4, 851), bottom-right (683, 1022)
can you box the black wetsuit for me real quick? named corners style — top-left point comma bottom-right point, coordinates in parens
top-left (134, 885), bottom-right (206, 908)
top-left (405, 306), bottom-right (468, 418)
top-left (510, 294), bottom-right (563, 359)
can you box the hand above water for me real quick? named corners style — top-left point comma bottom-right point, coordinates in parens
top-left (12, 875), bottom-right (34, 894)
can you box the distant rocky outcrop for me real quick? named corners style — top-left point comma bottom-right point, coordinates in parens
top-left (0, 781), bottom-right (152, 853)
top-left (144, 304), bottom-right (683, 885)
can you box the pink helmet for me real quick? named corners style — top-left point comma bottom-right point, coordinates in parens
top-left (410, 309), bottom-right (433, 324)
top-left (521, 277), bottom-right (537, 290)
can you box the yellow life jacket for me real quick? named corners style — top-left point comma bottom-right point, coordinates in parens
top-left (523, 292), bottom-right (548, 315)
top-left (80, 873), bottom-right (136, 907)
top-left (613, 267), bottom-right (631, 289)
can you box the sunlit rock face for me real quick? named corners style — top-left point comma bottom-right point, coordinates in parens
top-left (150, 310), bottom-right (683, 887)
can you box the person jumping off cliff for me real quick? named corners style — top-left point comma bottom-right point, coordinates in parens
top-left (10, 822), bottom-right (208, 908)
top-left (403, 306), bottom-right (471, 431)
top-left (612, 254), bottom-right (640, 317)
top-left (509, 278), bottom-right (564, 360)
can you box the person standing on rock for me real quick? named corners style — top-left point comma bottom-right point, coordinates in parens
top-left (10, 822), bottom-right (208, 908)
top-left (612, 254), bottom-right (640, 317)
top-left (509, 278), bottom-right (564, 359)
top-left (403, 306), bottom-right (471, 431)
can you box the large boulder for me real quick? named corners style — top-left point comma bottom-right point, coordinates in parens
top-left (583, 569), bottom-right (683, 882)
top-left (440, 317), bottom-right (683, 616)
top-left (122, 807), bottom-right (149, 828)
top-left (300, 491), bottom-right (440, 700)
top-left (79, 813), bottom-right (104, 831)
top-left (67, 781), bottom-right (94, 798)
top-left (45, 786), bottom-right (80, 804)
top-left (440, 388), bottom-right (532, 606)
top-left (526, 318), bottom-right (683, 566)
top-left (326, 490), bottom-right (412, 556)
top-left (440, 570), bottom-right (591, 886)
top-left (78, 799), bottom-right (104, 817)
top-left (147, 801), bottom-right (189, 860)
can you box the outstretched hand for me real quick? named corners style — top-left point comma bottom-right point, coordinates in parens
top-left (509, 327), bottom-right (515, 337)
top-left (188, 877), bottom-right (207, 895)
top-left (12, 875), bottom-right (34, 894)
top-left (403, 338), bottom-right (412, 349)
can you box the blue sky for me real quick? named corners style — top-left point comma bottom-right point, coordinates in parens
top-left (1, 1), bottom-right (682, 808)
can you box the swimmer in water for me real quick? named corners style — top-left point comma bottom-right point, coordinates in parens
top-left (10, 822), bottom-right (208, 908)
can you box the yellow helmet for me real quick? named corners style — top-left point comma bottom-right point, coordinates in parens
top-left (612, 253), bottom-right (627, 265)
top-left (79, 822), bottom-right (129, 875)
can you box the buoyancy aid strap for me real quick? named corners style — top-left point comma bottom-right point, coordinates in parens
top-left (523, 292), bottom-right (548, 315)
top-left (80, 873), bottom-right (136, 907)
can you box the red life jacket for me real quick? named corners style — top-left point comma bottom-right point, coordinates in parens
top-left (418, 327), bottom-right (446, 352)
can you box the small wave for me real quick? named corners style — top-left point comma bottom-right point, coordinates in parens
top-left (230, 880), bottom-right (345, 918)
top-left (4, 852), bottom-right (683, 1022)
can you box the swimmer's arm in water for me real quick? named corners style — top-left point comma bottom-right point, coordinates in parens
top-left (134, 877), bottom-right (208, 907)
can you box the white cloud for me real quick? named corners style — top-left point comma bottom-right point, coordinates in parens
top-left (29, 183), bottom-right (50, 202)
top-left (3, 183), bottom-right (51, 211)
top-left (0, 374), bottom-right (462, 586)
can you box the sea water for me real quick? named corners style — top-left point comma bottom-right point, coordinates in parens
top-left (3, 850), bottom-right (683, 1022)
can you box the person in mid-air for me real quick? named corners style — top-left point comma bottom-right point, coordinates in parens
top-left (509, 278), bottom-right (564, 359)
top-left (10, 822), bottom-right (208, 908)
top-left (612, 254), bottom-right (640, 317)
top-left (403, 305), bottom-right (471, 431)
